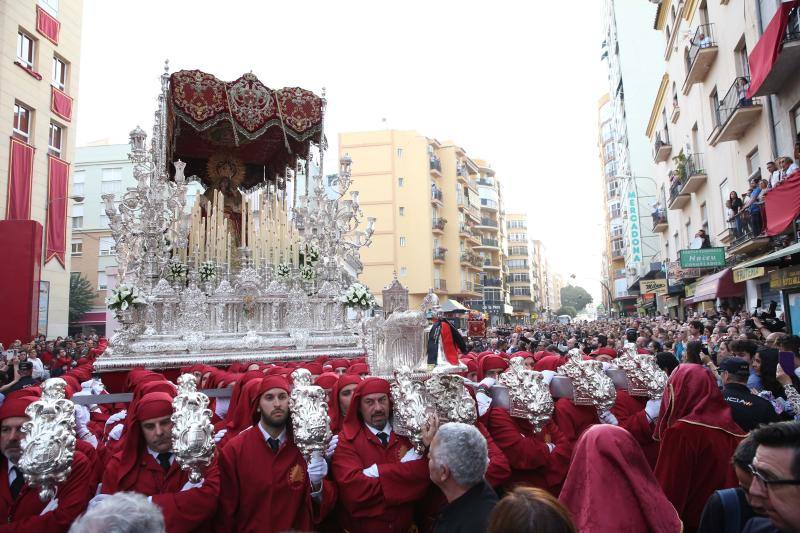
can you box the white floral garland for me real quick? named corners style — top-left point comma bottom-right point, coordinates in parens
top-left (300, 264), bottom-right (315, 281)
top-left (199, 261), bottom-right (216, 282)
top-left (341, 282), bottom-right (376, 310)
top-left (167, 260), bottom-right (187, 281)
top-left (275, 262), bottom-right (291, 280)
top-left (105, 284), bottom-right (146, 311)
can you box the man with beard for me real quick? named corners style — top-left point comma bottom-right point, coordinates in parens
top-left (216, 376), bottom-right (335, 532)
top-left (332, 377), bottom-right (436, 532)
top-left (101, 391), bottom-right (220, 532)
top-left (0, 391), bottom-right (92, 530)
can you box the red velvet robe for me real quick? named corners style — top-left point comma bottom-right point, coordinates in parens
top-left (654, 421), bottom-right (741, 530)
top-left (216, 425), bottom-right (336, 533)
top-left (331, 424), bottom-right (431, 532)
top-left (611, 389), bottom-right (659, 469)
top-left (487, 408), bottom-right (572, 494)
top-left (0, 452), bottom-right (92, 532)
top-left (552, 397), bottom-right (600, 445)
top-left (102, 450), bottom-right (220, 533)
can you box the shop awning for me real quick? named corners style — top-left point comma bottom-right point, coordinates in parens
top-left (74, 311), bottom-right (107, 325)
top-left (692, 268), bottom-right (745, 303)
top-left (748, 1), bottom-right (800, 98)
top-left (733, 241), bottom-right (800, 270)
top-left (440, 299), bottom-right (468, 313)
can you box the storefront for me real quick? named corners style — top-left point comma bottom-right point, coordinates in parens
top-left (770, 266), bottom-right (800, 335)
top-left (684, 268), bottom-right (744, 316)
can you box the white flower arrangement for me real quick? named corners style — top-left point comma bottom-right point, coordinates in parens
top-left (105, 284), bottom-right (146, 311)
top-left (304, 244), bottom-right (320, 266)
top-left (167, 260), bottom-right (187, 282)
top-left (275, 262), bottom-right (291, 280)
top-left (341, 283), bottom-right (376, 310)
top-left (199, 261), bottom-right (216, 282)
top-left (300, 264), bottom-right (315, 281)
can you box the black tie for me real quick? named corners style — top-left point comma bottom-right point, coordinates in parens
top-left (376, 432), bottom-right (389, 447)
top-left (156, 453), bottom-right (172, 471)
top-left (9, 467), bottom-right (23, 500)
top-left (267, 437), bottom-right (280, 453)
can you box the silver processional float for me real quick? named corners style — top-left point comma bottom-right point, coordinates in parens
top-left (15, 64), bottom-right (668, 493)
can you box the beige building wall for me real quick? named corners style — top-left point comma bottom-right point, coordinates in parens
top-left (505, 212), bottom-right (534, 323)
top-left (0, 0), bottom-right (83, 337)
top-left (69, 229), bottom-right (109, 308)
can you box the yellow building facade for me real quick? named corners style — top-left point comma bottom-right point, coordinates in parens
top-left (505, 212), bottom-right (534, 324)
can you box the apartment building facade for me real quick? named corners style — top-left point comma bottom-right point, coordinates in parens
top-left (646, 0), bottom-right (800, 325)
top-left (505, 212), bottom-right (535, 324)
top-left (0, 0), bottom-right (83, 339)
top-left (338, 130), bottom-right (512, 325)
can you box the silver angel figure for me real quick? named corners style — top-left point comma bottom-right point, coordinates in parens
top-left (615, 343), bottom-right (668, 399)
top-left (171, 374), bottom-right (215, 483)
top-left (390, 367), bottom-right (430, 453)
top-left (425, 374), bottom-right (476, 426)
top-left (498, 357), bottom-right (554, 432)
top-left (289, 369), bottom-right (332, 461)
top-left (557, 349), bottom-right (617, 412)
top-left (19, 378), bottom-right (76, 501)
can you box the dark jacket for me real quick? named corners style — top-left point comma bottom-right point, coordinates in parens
top-left (722, 382), bottom-right (780, 431)
top-left (434, 481), bottom-right (498, 533)
top-left (697, 487), bottom-right (759, 533)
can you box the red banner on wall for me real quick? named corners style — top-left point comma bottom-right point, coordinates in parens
top-left (36, 6), bottom-right (60, 45)
top-left (747, 0), bottom-right (800, 98)
top-left (51, 86), bottom-right (72, 122)
top-left (6, 138), bottom-right (35, 220)
top-left (46, 155), bottom-right (69, 267)
top-left (765, 170), bottom-right (800, 236)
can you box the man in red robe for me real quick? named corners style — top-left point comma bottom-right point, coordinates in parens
top-left (0, 392), bottom-right (92, 531)
top-left (331, 377), bottom-right (433, 532)
top-left (216, 376), bottom-right (336, 532)
top-left (611, 387), bottom-right (661, 469)
top-left (101, 391), bottom-right (220, 532)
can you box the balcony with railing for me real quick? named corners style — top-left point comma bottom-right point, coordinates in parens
top-left (477, 177), bottom-right (495, 187)
top-left (480, 198), bottom-right (499, 211)
top-left (483, 257), bottom-right (501, 270)
top-left (651, 209), bottom-right (668, 232)
top-left (432, 217), bottom-right (447, 233)
top-left (433, 278), bottom-right (447, 293)
top-left (433, 247), bottom-right (447, 263)
top-left (460, 252), bottom-right (484, 270)
top-left (726, 202), bottom-right (771, 255)
top-left (483, 277), bottom-right (502, 287)
top-left (711, 77), bottom-right (762, 145)
top-left (652, 131), bottom-right (672, 163)
top-left (751, 6), bottom-right (800, 96)
top-left (429, 155), bottom-right (442, 175)
top-left (611, 237), bottom-right (624, 260)
top-left (457, 193), bottom-right (468, 210)
top-left (456, 163), bottom-right (469, 184)
top-left (475, 237), bottom-right (499, 250)
top-left (683, 24), bottom-right (718, 94)
top-left (431, 186), bottom-right (443, 205)
top-left (460, 280), bottom-right (479, 295)
top-left (667, 153), bottom-right (707, 210)
top-left (475, 218), bottom-right (499, 231)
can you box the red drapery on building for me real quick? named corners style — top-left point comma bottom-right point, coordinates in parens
top-left (36, 6), bottom-right (59, 45)
top-left (46, 155), bottom-right (69, 266)
top-left (51, 87), bottom-right (73, 122)
top-left (6, 138), bottom-right (35, 220)
top-left (0, 221), bottom-right (42, 345)
top-left (765, 171), bottom-right (800, 236)
top-left (747, 1), bottom-right (800, 98)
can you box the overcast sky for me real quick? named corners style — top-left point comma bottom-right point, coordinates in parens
top-left (77, 0), bottom-right (608, 302)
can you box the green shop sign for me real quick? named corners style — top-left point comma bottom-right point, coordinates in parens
top-left (679, 247), bottom-right (726, 269)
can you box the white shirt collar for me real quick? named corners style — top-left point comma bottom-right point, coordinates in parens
top-left (257, 421), bottom-right (287, 445)
top-left (365, 420), bottom-right (392, 437)
top-left (146, 448), bottom-right (174, 465)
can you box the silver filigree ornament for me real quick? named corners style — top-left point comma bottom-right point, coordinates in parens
top-left (19, 378), bottom-right (76, 501)
top-left (424, 374), bottom-right (476, 426)
top-left (289, 369), bottom-right (332, 461)
top-left (498, 357), bottom-right (554, 432)
top-left (615, 343), bottom-right (668, 399)
top-left (390, 367), bottom-right (431, 453)
top-left (557, 349), bottom-right (617, 412)
top-left (171, 374), bottom-right (215, 483)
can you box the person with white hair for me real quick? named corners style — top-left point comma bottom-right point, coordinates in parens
top-left (69, 492), bottom-right (165, 533)
top-left (428, 422), bottom-right (498, 533)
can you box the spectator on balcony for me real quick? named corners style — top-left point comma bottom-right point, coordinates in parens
top-left (767, 161), bottom-right (782, 189)
top-left (727, 191), bottom-right (744, 236)
top-left (693, 31), bottom-right (712, 49)
top-left (735, 77), bottom-right (752, 107)
top-left (669, 171), bottom-right (681, 195)
top-left (695, 229), bottom-right (711, 249)
top-left (757, 179), bottom-right (770, 203)
top-left (779, 156), bottom-right (799, 181)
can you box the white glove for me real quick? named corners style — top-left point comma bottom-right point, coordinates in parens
top-left (362, 464), bottom-right (379, 478)
top-left (214, 397), bottom-right (230, 419)
top-left (74, 404), bottom-right (91, 429)
top-left (476, 391), bottom-right (492, 417)
top-left (105, 410), bottom-right (127, 427)
top-left (478, 377), bottom-right (496, 389)
top-left (107, 423), bottom-right (124, 441)
top-left (546, 443), bottom-right (556, 454)
top-left (91, 378), bottom-right (105, 395)
top-left (87, 493), bottom-right (108, 509)
top-left (213, 429), bottom-right (227, 443)
top-left (645, 399), bottom-right (662, 421)
top-left (325, 435), bottom-right (339, 460)
top-left (181, 479), bottom-right (204, 491)
top-left (601, 362), bottom-right (612, 372)
top-left (40, 498), bottom-right (58, 515)
top-left (307, 455), bottom-right (328, 485)
top-left (81, 432), bottom-right (99, 449)
top-left (794, 367), bottom-right (800, 380)
top-left (540, 370), bottom-right (556, 385)
top-left (598, 410), bottom-right (618, 426)
top-left (400, 448), bottom-right (423, 463)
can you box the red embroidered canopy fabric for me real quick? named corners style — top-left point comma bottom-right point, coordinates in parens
top-left (46, 155), bottom-right (69, 266)
top-left (168, 70), bottom-right (324, 189)
top-left (6, 138), bottom-right (35, 220)
top-left (747, 1), bottom-right (800, 98)
top-left (51, 87), bottom-right (73, 122)
top-left (36, 6), bottom-right (60, 45)
top-left (765, 171), bottom-right (800, 236)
